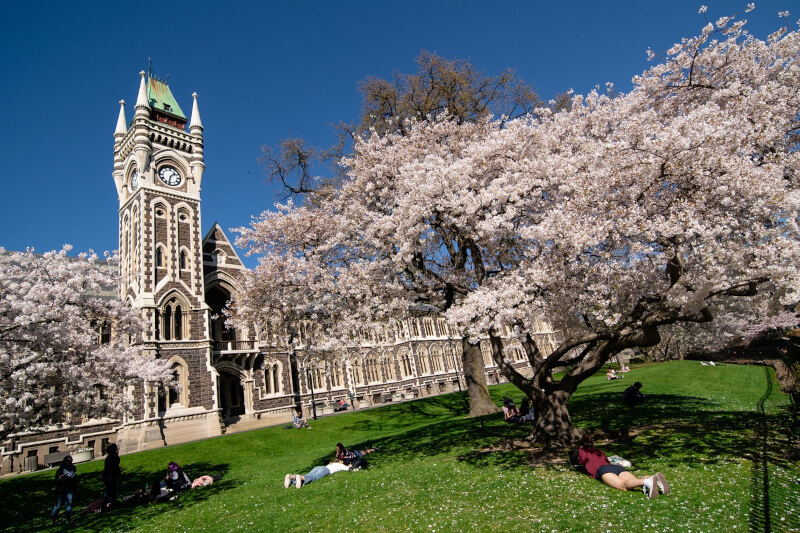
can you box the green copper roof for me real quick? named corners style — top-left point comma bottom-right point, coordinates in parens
top-left (147, 77), bottom-right (186, 119)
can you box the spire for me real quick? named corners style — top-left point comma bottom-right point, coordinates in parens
top-left (114, 100), bottom-right (127, 137)
top-left (134, 70), bottom-right (149, 117)
top-left (189, 92), bottom-right (203, 132)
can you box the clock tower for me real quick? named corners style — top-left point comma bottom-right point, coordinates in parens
top-left (112, 70), bottom-right (221, 451)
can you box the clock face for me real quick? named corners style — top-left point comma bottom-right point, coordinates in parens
top-left (158, 166), bottom-right (182, 186)
top-left (130, 168), bottom-right (139, 189)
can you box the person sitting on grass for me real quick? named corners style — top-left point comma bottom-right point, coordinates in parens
top-left (502, 398), bottom-right (521, 423)
top-left (284, 461), bottom-right (351, 489)
top-left (606, 368), bottom-right (621, 380)
top-left (576, 435), bottom-right (670, 499)
top-left (292, 406), bottom-right (311, 429)
top-left (519, 398), bottom-right (535, 423)
top-left (163, 461), bottom-right (192, 492)
top-left (622, 381), bottom-right (646, 406)
top-left (334, 443), bottom-right (378, 470)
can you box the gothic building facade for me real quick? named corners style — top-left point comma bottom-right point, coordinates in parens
top-left (0, 72), bottom-right (560, 474)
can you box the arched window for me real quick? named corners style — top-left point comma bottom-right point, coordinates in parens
top-left (417, 348), bottom-right (428, 375)
top-left (263, 361), bottom-right (283, 395)
top-left (174, 305), bottom-right (183, 339)
top-left (163, 306), bottom-right (173, 340)
top-left (353, 358), bottom-right (364, 385)
top-left (180, 250), bottom-right (187, 270)
top-left (156, 247), bottom-right (164, 268)
top-left (430, 346), bottom-right (443, 373)
top-left (157, 296), bottom-right (188, 341)
top-left (159, 359), bottom-right (188, 412)
top-left (382, 357), bottom-right (394, 381)
top-left (364, 355), bottom-right (380, 383)
top-left (443, 345), bottom-right (456, 372)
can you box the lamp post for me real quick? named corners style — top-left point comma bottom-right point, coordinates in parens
top-left (306, 367), bottom-right (318, 420)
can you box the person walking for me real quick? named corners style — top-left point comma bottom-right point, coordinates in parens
top-left (51, 455), bottom-right (77, 525)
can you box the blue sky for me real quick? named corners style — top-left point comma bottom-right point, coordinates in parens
top-left (0, 1), bottom-right (791, 268)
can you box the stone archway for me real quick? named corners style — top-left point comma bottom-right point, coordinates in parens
top-left (216, 365), bottom-right (247, 419)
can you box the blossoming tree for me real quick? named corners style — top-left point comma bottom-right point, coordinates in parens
top-left (0, 246), bottom-right (173, 442)
top-left (235, 9), bottom-right (800, 445)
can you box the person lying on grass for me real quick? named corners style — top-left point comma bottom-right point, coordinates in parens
top-left (334, 443), bottom-right (378, 470)
top-left (284, 461), bottom-right (351, 488)
top-left (576, 435), bottom-right (670, 499)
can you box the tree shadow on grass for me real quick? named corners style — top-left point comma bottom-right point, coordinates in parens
top-left (2, 460), bottom-right (230, 532)
top-left (333, 392), bottom-right (472, 435)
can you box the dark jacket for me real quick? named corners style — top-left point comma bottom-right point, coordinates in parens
top-left (164, 467), bottom-right (191, 491)
top-left (102, 452), bottom-right (121, 482)
top-left (55, 463), bottom-right (78, 493)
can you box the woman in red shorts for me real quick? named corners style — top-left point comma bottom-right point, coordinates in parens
top-left (577, 435), bottom-right (670, 499)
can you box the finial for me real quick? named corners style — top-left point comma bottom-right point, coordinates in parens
top-left (135, 71), bottom-right (149, 111)
top-left (190, 92), bottom-right (203, 131)
top-left (115, 99), bottom-right (128, 136)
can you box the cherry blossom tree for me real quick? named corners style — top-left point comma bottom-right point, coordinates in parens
top-left (0, 246), bottom-right (173, 442)
top-left (235, 8), bottom-right (800, 445)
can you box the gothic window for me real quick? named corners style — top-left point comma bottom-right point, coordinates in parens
top-left (382, 357), bottom-right (394, 381)
top-left (411, 320), bottom-right (420, 337)
top-left (156, 247), bottom-right (164, 268)
top-left (91, 320), bottom-right (112, 345)
top-left (443, 345), bottom-right (455, 372)
top-left (515, 346), bottom-right (526, 362)
top-left (263, 362), bottom-right (283, 395)
top-left (168, 359), bottom-right (188, 407)
top-left (430, 346), bottom-right (443, 373)
top-left (417, 348), bottom-right (428, 375)
top-left (174, 305), bottom-right (183, 339)
top-left (157, 296), bottom-right (188, 341)
top-left (180, 250), bottom-right (187, 270)
top-left (331, 362), bottom-right (344, 388)
top-left (353, 358), bottom-right (364, 385)
top-left (307, 364), bottom-right (325, 391)
top-left (398, 350), bottom-right (412, 378)
top-left (364, 354), bottom-right (380, 383)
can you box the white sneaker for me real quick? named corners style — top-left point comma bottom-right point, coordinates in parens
top-left (284, 474), bottom-right (293, 489)
top-left (654, 472), bottom-right (671, 495)
top-left (643, 477), bottom-right (659, 499)
top-left (295, 476), bottom-right (303, 489)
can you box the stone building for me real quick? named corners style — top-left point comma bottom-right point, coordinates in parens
top-left (0, 71), bottom-right (560, 474)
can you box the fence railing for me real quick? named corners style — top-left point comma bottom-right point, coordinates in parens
top-left (213, 340), bottom-right (257, 352)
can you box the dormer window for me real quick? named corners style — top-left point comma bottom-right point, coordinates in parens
top-left (164, 103), bottom-right (172, 112)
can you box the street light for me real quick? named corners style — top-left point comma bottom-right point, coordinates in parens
top-left (306, 367), bottom-right (318, 420)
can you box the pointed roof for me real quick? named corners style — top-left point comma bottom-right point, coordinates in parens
top-left (190, 92), bottom-right (203, 130)
top-left (202, 223), bottom-right (246, 269)
top-left (147, 77), bottom-right (186, 119)
top-left (114, 100), bottom-right (127, 136)
top-left (135, 71), bottom-right (149, 111)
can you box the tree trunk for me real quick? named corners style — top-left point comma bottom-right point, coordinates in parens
top-left (530, 389), bottom-right (582, 448)
top-left (461, 338), bottom-right (498, 417)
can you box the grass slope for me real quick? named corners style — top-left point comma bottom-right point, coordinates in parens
top-left (2, 361), bottom-right (798, 532)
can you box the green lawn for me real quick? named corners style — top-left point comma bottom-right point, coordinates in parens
top-left (4, 361), bottom-right (799, 532)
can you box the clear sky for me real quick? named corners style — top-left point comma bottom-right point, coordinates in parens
top-left (0, 1), bottom-right (792, 268)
